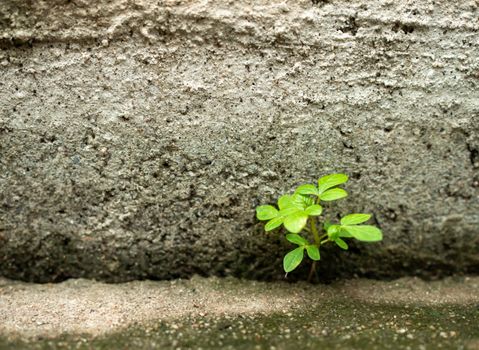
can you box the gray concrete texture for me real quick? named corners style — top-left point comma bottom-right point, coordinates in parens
top-left (0, 0), bottom-right (478, 282)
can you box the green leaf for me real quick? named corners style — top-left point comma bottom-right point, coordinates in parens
top-left (327, 224), bottom-right (341, 240)
top-left (290, 194), bottom-right (311, 210)
top-left (286, 234), bottom-right (309, 246)
top-left (306, 245), bottom-right (320, 261)
top-left (339, 227), bottom-right (353, 238)
top-left (317, 173), bottom-right (349, 194)
top-left (323, 221), bottom-right (332, 231)
top-left (335, 237), bottom-right (349, 250)
top-left (283, 211), bottom-right (309, 233)
top-left (278, 194), bottom-right (312, 211)
top-left (296, 184), bottom-right (318, 196)
top-left (327, 224), bottom-right (340, 234)
top-left (320, 188), bottom-right (348, 202)
top-left (279, 207), bottom-right (302, 217)
top-left (256, 205), bottom-right (279, 221)
top-left (342, 225), bottom-right (383, 242)
top-left (278, 195), bottom-right (294, 210)
top-left (305, 204), bottom-right (323, 216)
top-left (283, 247), bottom-right (305, 272)
top-left (340, 213), bottom-right (372, 225)
top-left (265, 217), bottom-right (283, 231)
top-left (301, 195), bottom-right (315, 207)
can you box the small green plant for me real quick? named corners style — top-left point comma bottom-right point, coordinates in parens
top-left (255, 173), bottom-right (382, 281)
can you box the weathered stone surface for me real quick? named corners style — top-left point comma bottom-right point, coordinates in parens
top-left (1, 276), bottom-right (478, 340)
top-left (0, 0), bottom-right (478, 282)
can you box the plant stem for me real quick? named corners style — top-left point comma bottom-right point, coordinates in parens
top-left (311, 219), bottom-right (320, 245)
top-left (307, 261), bottom-right (317, 283)
top-left (308, 218), bottom-right (321, 283)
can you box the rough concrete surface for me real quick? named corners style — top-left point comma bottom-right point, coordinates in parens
top-left (0, 276), bottom-right (478, 339)
top-left (0, 0), bottom-right (478, 282)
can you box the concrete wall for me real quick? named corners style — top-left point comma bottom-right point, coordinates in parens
top-left (0, 0), bottom-right (478, 282)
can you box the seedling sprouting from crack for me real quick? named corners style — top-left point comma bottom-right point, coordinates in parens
top-left (256, 174), bottom-right (382, 282)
